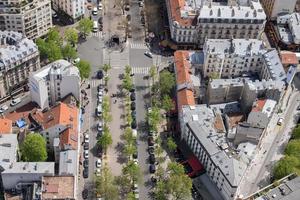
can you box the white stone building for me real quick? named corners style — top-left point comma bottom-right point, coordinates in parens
top-left (166, 0), bottom-right (266, 47)
top-left (0, 31), bottom-right (40, 100)
top-left (260, 0), bottom-right (297, 19)
top-left (28, 59), bottom-right (80, 109)
top-left (0, 0), bottom-right (52, 40)
top-left (52, 0), bottom-right (85, 22)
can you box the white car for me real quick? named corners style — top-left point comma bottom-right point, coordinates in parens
top-left (96, 168), bottom-right (101, 176)
top-left (0, 105), bottom-right (8, 113)
top-left (84, 134), bottom-right (89, 143)
top-left (96, 159), bottom-right (102, 168)
top-left (10, 98), bottom-right (21, 106)
top-left (84, 150), bottom-right (89, 159)
top-left (139, 2), bottom-right (144, 7)
top-left (98, 121), bottom-right (103, 132)
top-left (133, 158), bottom-right (138, 165)
top-left (144, 51), bottom-right (153, 58)
top-left (98, 90), bottom-right (103, 97)
top-left (92, 7), bottom-right (98, 15)
top-left (72, 57), bottom-right (80, 65)
top-left (98, 3), bottom-right (103, 10)
top-left (98, 96), bottom-right (103, 104)
top-left (96, 105), bottom-right (102, 117)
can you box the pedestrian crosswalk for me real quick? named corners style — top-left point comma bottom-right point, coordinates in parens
top-left (90, 79), bottom-right (103, 88)
top-left (131, 67), bottom-right (151, 74)
top-left (91, 31), bottom-right (103, 38)
top-left (130, 42), bottom-right (148, 49)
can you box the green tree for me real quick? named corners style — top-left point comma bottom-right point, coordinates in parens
top-left (78, 18), bottom-right (93, 38)
top-left (209, 72), bottom-right (219, 80)
top-left (97, 130), bottom-right (113, 154)
top-left (154, 181), bottom-right (168, 200)
top-left (159, 71), bottom-right (175, 95)
top-left (21, 133), bottom-right (47, 162)
top-left (36, 38), bottom-right (48, 59)
top-left (162, 95), bottom-right (174, 112)
top-left (115, 175), bottom-right (132, 194)
top-left (123, 143), bottom-right (137, 158)
top-left (126, 192), bottom-right (136, 200)
top-left (62, 43), bottom-right (77, 61)
top-left (167, 137), bottom-right (177, 152)
top-left (166, 172), bottom-right (192, 200)
top-left (147, 106), bottom-right (161, 132)
top-left (122, 74), bottom-right (133, 91)
top-left (122, 160), bottom-right (141, 182)
top-left (102, 64), bottom-right (112, 74)
top-left (285, 140), bottom-right (300, 159)
top-left (76, 60), bottom-right (91, 79)
top-left (167, 162), bottom-right (185, 176)
top-left (64, 28), bottom-right (78, 47)
top-left (273, 156), bottom-right (299, 180)
top-left (46, 28), bottom-right (62, 46)
top-left (124, 127), bottom-right (136, 144)
top-left (292, 126), bottom-right (300, 140)
top-left (46, 41), bottom-right (63, 62)
top-left (149, 65), bottom-right (157, 84)
top-left (125, 65), bottom-right (132, 75)
top-left (95, 165), bottom-right (119, 200)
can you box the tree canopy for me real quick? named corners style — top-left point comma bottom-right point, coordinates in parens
top-left (162, 95), bottom-right (174, 112)
top-left (285, 140), bottom-right (300, 159)
top-left (159, 71), bottom-right (175, 95)
top-left (98, 130), bottom-right (113, 153)
top-left (21, 133), bottom-right (47, 162)
top-left (167, 137), bottom-right (177, 152)
top-left (64, 28), bottom-right (78, 47)
top-left (78, 18), bottom-right (93, 38)
top-left (292, 126), bottom-right (300, 140)
top-left (122, 160), bottom-right (141, 182)
top-left (62, 43), bottom-right (77, 61)
top-left (273, 156), bottom-right (299, 180)
top-left (76, 60), bottom-right (91, 79)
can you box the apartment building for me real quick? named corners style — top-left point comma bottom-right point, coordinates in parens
top-left (166, 0), bottom-right (266, 48)
top-left (181, 105), bottom-right (248, 200)
top-left (28, 59), bottom-right (80, 109)
top-left (0, 30), bottom-right (40, 100)
top-left (0, 0), bottom-right (52, 40)
top-left (203, 39), bottom-right (286, 82)
top-left (52, 0), bottom-right (85, 22)
top-left (260, 0), bottom-right (297, 19)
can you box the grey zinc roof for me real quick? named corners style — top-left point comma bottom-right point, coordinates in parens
top-left (0, 134), bottom-right (18, 170)
top-left (59, 150), bottom-right (77, 176)
top-left (2, 162), bottom-right (54, 174)
top-left (209, 78), bottom-right (245, 89)
top-left (0, 30), bottom-right (38, 69)
top-left (236, 123), bottom-right (263, 140)
top-left (198, 1), bottom-right (266, 20)
top-left (263, 50), bottom-right (286, 82)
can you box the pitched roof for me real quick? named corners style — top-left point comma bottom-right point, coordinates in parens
top-left (280, 51), bottom-right (298, 65)
top-left (31, 103), bottom-right (78, 150)
top-left (177, 89), bottom-right (195, 112)
top-left (251, 99), bottom-right (267, 112)
top-left (168, 0), bottom-right (195, 26)
top-left (0, 118), bottom-right (12, 134)
top-left (174, 51), bottom-right (192, 85)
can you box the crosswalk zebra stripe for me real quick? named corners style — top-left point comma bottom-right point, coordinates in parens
top-left (91, 31), bottom-right (103, 38)
top-left (131, 67), bottom-right (150, 74)
top-left (90, 79), bottom-right (103, 87)
top-left (130, 42), bottom-right (147, 49)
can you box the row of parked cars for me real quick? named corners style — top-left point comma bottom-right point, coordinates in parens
top-left (147, 107), bottom-right (158, 176)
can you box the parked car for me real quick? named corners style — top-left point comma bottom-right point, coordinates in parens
top-left (96, 159), bottom-right (102, 168)
top-left (97, 146), bottom-right (103, 157)
top-left (144, 51), bottom-right (153, 58)
top-left (149, 154), bottom-right (156, 164)
top-left (149, 164), bottom-right (156, 173)
top-left (130, 92), bottom-right (136, 101)
top-left (0, 105), bottom-right (8, 113)
top-left (124, 4), bottom-right (130, 11)
top-left (83, 159), bottom-right (89, 168)
top-left (148, 130), bottom-right (154, 137)
top-left (83, 142), bottom-right (89, 150)
top-left (97, 70), bottom-right (104, 79)
top-left (131, 102), bottom-right (136, 110)
top-left (72, 57), bottom-right (80, 65)
top-left (98, 2), bottom-right (103, 10)
top-left (139, 1), bottom-right (144, 7)
top-left (131, 110), bottom-right (136, 118)
top-left (10, 98), bottom-right (21, 106)
top-left (98, 90), bottom-right (103, 97)
top-left (82, 189), bottom-right (88, 199)
top-left (81, 107), bottom-right (85, 114)
top-left (83, 168), bottom-right (89, 178)
top-left (98, 96), bottom-right (103, 104)
top-left (98, 121), bottom-right (103, 132)
top-left (148, 146), bottom-right (155, 155)
top-left (96, 105), bottom-right (102, 117)
top-left (133, 152), bottom-right (138, 159)
top-left (95, 168), bottom-right (101, 176)
top-left (84, 150), bottom-right (89, 159)
top-left (131, 120), bottom-right (137, 129)
top-left (98, 84), bottom-right (104, 91)
top-left (92, 7), bottom-right (98, 15)
top-left (84, 134), bottom-right (89, 143)
top-left (130, 88), bottom-right (135, 93)
top-left (148, 137), bottom-right (154, 146)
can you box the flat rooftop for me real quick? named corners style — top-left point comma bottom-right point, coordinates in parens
top-left (42, 176), bottom-right (75, 200)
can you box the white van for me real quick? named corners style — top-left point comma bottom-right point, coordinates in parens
top-left (10, 98), bottom-right (21, 106)
top-left (277, 117), bottom-right (284, 126)
top-left (132, 129), bottom-right (137, 137)
top-left (93, 21), bottom-right (98, 32)
top-left (92, 7), bottom-right (98, 15)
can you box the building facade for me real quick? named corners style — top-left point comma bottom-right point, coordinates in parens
top-left (52, 0), bottom-right (85, 22)
top-left (28, 59), bottom-right (80, 109)
top-left (166, 0), bottom-right (266, 48)
top-left (0, 0), bottom-right (52, 40)
top-left (260, 0), bottom-right (297, 19)
top-left (0, 31), bottom-right (40, 100)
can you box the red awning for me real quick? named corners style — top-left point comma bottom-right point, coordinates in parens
top-left (188, 156), bottom-right (203, 172)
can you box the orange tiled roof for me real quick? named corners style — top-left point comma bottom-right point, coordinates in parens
top-left (175, 51), bottom-right (192, 85)
top-left (0, 118), bottom-right (12, 134)
top-left (177, 89), bottom-right (195, 111)
top-left (252, 99), bottom-right (267, 112)
top-left (280, 51), bottom-right (298, 65)
top-left (31, 103), bottom-right (78, 150)
top-left (168, 0), bottom-right (195, 26)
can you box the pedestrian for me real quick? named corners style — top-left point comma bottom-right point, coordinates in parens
top-left (114, 99), bottom-right (117, 104)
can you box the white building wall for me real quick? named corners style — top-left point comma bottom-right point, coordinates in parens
top-left (272, 0), bottom-right (297, 18)
top-left (52, 0), bottom-right (85, 20)
top-left (28, 76), bottom-right (49, 109)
